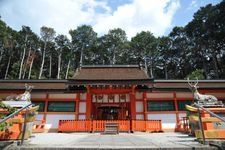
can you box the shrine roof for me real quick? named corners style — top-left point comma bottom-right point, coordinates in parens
top-left (71, 65), bottom-right (150, 81)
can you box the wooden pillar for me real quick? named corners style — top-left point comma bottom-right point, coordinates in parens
top-left (43, 93), bottom-right (49, 122)
top-left (130, 85), bottom-right (136, 120)
top-left (86, 86), bottom-right (92, 120)
top-left (173, 92), bottom-right (179, 126)
top-left (143, 92), bottom-right (147, 120)
top-left (75, 93), bottom-right (80, 120)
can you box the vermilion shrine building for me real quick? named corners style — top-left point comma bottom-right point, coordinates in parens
top-left (0, 65), bottom-right (225, 132)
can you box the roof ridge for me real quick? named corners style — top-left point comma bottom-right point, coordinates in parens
top-left (81, 65), bottom-right (139, 68)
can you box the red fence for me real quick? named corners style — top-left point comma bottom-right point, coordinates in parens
top-left (132, 120), bottom-right (162, 132)
top-left (58, 120), bottom-right (91, 132)
top-left (58, 120), bottom-right (162, 132)
top-left (92, 120), bottom-right (130, 132)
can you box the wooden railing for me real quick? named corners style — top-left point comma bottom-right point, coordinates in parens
top-left (58, 120), bottom-right (91, 132)
top-left (132, 120), bottom-right (162, 132)
top-left (58, 120), bottom-right (162, 133)
top-left (175, 117), bottom-right (190, 133)
top-left (93, 120), bottom-right (130, 132)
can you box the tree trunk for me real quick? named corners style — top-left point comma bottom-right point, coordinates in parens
top-left (212, 54), bottom-right (219, 79)
top-left (49, 55), bottom-right (52, 78)
top-left (19, 35), bottom-right (28, 79)
top-left (22, 47), bottom-right (31, 79)
top-left (65, 59), bottom-right (71, 79)
top-left (39, 42), bottom-right (47, 79)
top-left (0, 49), bottom-right (3, 64)
top-left (28, 54), bottom-right (34, 79)
top-left (4, 55), bottom-right (11, 79)
top-left (57, 50), bottom-right (62, 79)
top-left (79, 45), bottom-right (84, 67)
top-left (164, 63), bottom-right (168, 79)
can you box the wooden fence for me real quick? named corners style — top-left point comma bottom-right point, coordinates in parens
top-left (132, 120), bottom-right (162, 132)
top-left (58, 120), bottom-right (162, 133)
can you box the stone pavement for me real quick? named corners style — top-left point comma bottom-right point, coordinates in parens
top-left (5, 132), bottom-right (218, 150)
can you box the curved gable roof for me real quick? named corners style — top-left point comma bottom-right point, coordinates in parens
top-left (72, 65), bottom-right (150, 80)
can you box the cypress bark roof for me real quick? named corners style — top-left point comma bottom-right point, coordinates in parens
top-left (72, 65), bottom-right (150, 80)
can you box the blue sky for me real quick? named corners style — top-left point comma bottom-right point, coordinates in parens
top-left (0, 0), bottom-right (221, 39)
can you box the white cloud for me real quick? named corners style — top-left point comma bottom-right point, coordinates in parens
top-left (94, 0), bottom-right (180, 38)
top-left (0, 0), bottom-right (180, 39)
top-left (188, 0), bottom-right (198, 10)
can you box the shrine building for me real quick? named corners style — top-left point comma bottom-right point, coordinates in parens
top-left (0, 65), bottom-right (225, 132)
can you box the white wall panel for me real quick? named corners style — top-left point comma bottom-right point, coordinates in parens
top-left (147, 114), bottom-right (176, 129)
top-left (79, 115), bottom-right (86, 120)
top-left (114, 94), bottom-right (119, 102)
top-left (136, 114), bottom-right (144, 120)
top-left (35, 114), bottom-right (44, 120)
top-left (126, 94), bottom-right (130, 102)
top-left (79, 102), bottom-right (86, 113)
top-left (46, 114), bottom-right (75, 128)
top-left (136, 101), bottom-right (143, 112)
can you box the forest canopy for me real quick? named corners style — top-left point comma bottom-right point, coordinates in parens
top-left (0, 1), bottom-right (225, 79)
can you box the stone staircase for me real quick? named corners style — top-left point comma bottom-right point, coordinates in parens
top-left (103, 122), bottom-right (119, 134)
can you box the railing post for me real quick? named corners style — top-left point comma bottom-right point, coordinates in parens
top-left (197, 107), bottom-right (206, 145)
top-left (20, 108), bottom-right (28, 146)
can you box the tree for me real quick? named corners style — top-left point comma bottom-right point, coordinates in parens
top-left (100, 28), bottom-right (128, 65)
top-left (69, 25), bottom-right (97, 67)
top-left (39, 26), bottom-right (55, 79)
top-left (156, 36), bottom-right (172, 79)
top-left (55, 34), bottom-right (70, 79)
top-left (169, 27), bottom-right (192, 79)
top-left (130, 31), bottom-right (157, 78)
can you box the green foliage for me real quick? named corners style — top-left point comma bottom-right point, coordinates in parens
top-left (186, 69), bottom-right (204, 80)
top-left (0, 102), bottom-right (17, 131)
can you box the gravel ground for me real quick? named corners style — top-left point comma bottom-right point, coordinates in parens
top-left (4, 132), bottom-right (218, 150)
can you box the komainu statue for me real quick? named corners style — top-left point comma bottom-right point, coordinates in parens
top-left (187, 78), bottom-right (223, 107)
top-left (5, 84), bottom-right (33, 102)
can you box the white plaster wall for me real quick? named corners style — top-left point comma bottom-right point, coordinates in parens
top-left (35, 114), bottom-right (44, 120)
top-left (136, 114), bottom-right (144, 120)
top-left (79, 115), bottom-right (86, 120)
top-left (148, 114), bottom-right (176, 129)
top-left (136, 101), bottom-right (143, 112)
top-left (114, 94), bottom-right (119, 102)
top-left (79, 102), bottom-right (86, 113)
top-left (126, 94), bottom-right (130, 102)
top-left (103, 94), bottom-right (108, 103)
top-left (46, 114), bottom-right (75, 128)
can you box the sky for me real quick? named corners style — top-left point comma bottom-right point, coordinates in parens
top-left (0, 0), bottom-right (221, 39)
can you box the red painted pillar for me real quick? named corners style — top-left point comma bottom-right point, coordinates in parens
top-left (173, 92), bottom-right (179, 127)
top-left (75, 93), bottom-right (80, 120)
top-left (143, 92), bottom-right (147, 120)
top-left (130, 86), bottom-right (136, 120)
top-left (43, 93), bottom-right (49, 122)
top-left (86, 86), bottom-right (92, 120)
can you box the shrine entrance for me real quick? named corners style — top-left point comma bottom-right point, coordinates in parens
top-left (91, 94), bottom-right (130, 120)
top-left (98, 106), bottom-right (119, 120)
